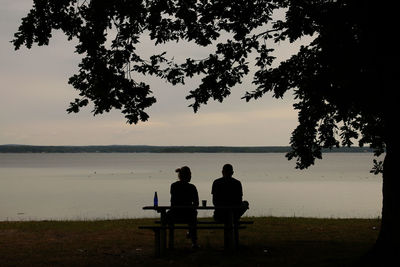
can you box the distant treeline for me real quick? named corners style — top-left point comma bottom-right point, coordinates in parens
top-left (0, 145), bottom-right (374, 153)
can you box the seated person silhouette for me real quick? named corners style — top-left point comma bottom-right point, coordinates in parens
top-left (212, 164), bottom-right (249, 223)
top-left (166, 166), bottom-right (199, 248)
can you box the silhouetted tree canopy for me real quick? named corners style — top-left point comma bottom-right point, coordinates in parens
top-left (13, 0), bottom-right (400, 260)
top-left (13, 0), bottom-right (392, 169)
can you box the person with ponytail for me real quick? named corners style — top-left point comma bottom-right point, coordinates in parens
top-left (167, 166), bottom-right (199, 248)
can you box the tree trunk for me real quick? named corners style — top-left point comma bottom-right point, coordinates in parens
top-left (366, 3), bottom-right (400, 261)
top-left (376, 146), bottom-right (399, 248)
top-left (364, 120), bottom-right (400, 265)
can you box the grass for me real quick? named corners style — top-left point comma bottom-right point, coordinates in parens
top-left (0, 217), bottom-right (379, 266)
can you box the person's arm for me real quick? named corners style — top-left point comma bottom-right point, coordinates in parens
top-left (170, 183), bottom-right (176, 206)
top-left (193, 186), bottom-right (199, 207)
top-left (239, 182), bottom-right (243, 203)
top-left (211, 181), bottom-right (218, 206)
top-left (233, 180), bottom-right (243, 206)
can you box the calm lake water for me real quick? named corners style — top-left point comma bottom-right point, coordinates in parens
top-left (0, 153), bottom-right (382, 221)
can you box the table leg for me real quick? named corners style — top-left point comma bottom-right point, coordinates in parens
top-left (154, 228), bottom-right (161, 257)
top-left (224, 210), bottom-right (235, 250)
top-left (168, 225), bottom-right (175, 249)
top-left (160, 210), bottom-right (167, 256)
top-left (234, 222), bottom-right (239, 249)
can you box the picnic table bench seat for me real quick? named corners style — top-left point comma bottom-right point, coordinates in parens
top-left (140, 205), bottom-right (252, 257)
top-left (139, 219), bottom-right (253, 257)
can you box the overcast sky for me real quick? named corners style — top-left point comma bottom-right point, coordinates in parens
top-left (1, 1), bottom-right (307, 146)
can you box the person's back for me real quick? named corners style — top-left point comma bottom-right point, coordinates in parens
top-left (212, 176), bottom-right (242, 207)
top-left (170, 180), bottom-right (199, 207)
top-left (212, 164), bottom-right (248, 222)
top-left (167, 166), bottom-right (199, 248)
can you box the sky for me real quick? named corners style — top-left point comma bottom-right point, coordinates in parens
top-left (0, 1), bottom-right (306, 146)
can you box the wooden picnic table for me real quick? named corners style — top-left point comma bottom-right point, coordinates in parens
top-left (141, 205), bottom-right (250, 256)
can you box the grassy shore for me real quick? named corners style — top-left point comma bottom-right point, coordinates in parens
top-left (0, 217), bottom-right (379, 266)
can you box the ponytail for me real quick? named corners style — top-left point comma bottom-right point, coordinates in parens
top-left (176, 166), bottom-right (191, 182)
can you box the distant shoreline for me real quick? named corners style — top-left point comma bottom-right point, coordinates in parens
top-left (0, 145), bottom-right (374, 153)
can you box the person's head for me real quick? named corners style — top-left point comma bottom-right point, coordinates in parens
top-left (222, 164), bottom-right (234, 178)
top-left (175, 166), bottom-right (191, 183)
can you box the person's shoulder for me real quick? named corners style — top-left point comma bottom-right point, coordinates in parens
top-left (188, 182), bottom-right (197, 189)
top-left (171, 181), bottom-right (181, 188)
top-left (212, 177), bottom-right (224, 184)
top-left (231, 177), bottom-right (242, 185)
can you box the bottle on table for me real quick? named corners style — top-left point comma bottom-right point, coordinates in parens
top-left (154, 191), bottom-right (158, 207)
